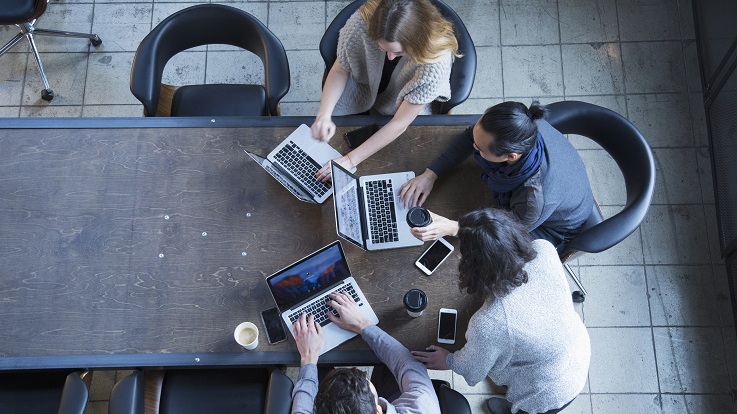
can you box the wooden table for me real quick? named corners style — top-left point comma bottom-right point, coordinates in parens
top-left (0, 115), bottom-right (491, 370)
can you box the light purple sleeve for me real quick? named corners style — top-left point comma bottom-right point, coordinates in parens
top-left (291, 364), bottom-right (318, 414)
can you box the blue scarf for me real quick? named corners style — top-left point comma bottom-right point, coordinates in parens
top-left (473, 132), bottom-right (545, 206)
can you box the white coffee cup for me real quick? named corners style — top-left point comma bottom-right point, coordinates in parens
top-left (234, 322), bottom-right (259, 350)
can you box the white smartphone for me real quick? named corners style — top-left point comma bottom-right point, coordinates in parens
top-left (437, 308), bottom-right (457, 344)
top-left (415, 237), bottom-right (454, 276)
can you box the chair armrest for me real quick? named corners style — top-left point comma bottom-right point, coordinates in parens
top-left (563, 204), bottom-right (649, 255)
top-left (264, 370), bottom-right (294, 414)
top-left (109, 371), bottom-right (145, 414)
top-left (57, 371), bottom-right (89, 414)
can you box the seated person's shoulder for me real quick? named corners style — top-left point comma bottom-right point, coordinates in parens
top-left (340, 10), bottom-right (369, 38)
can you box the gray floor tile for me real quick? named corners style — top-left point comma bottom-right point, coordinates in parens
top-left (626, 93), bottom-right (695, 148)
top-left (283, 50), bottom-right (324, 104)
top-left (641, 204), bottom-right (711, 265)
top-left (33, 2), bottom-right (95, 53)
top-left (558, 0), bottom-right (618, 44)
top-left (621, 42), bottom-right (687, 94)
top-left (23, 53), bottom-right (90, 105)
top-left (723, 326), bottom-right (737, 389)
top-left (82, 105), bottom-right (144, 117)
top-left (577, 209), bottom-right (643, 265)
top-left (90, 3), bottom-right (153, 53)
top-left (502, 45), bottom-right (563, 97)
top-left (0, 107), bottom-right (20, 117)
top-left (205, 51), bottom-right (264, 85)
top-left (696, 147), bottom-right (715, 204)
top-left (651, 147), bottom-right (703, 205)
top-left (278, 101), bottom-right (321, 116)
top-left (561, 43), bottom-right (624, 96)
top-left (653, 327), bottom-right (730, 393)
top-left (590, 394), bottom-right (663, 414)
top-left (578, 265), bottom-right (650, 327)
top-left (560, 395), bottom-right (592, 414)
top-left (161, 51), bottom-right (207, 86)
top-left (703, 204), bottom-right (724, 265)
top-left (714, 265), bottom-right (735, 327)
top-left (678, 0), bottom-right (696, 40)
top-left (84, 401), bottom-right (108, 414)
top-left (578, 149), bottom-right (626, 206)
top-left (450, 98), bottom-right (502, 116)
top-left (20, 105), bottom-right (83, 117)
top-left (500, 0), bottom-right (559, 45)
top-left (443, 0), bottom-right (500, 47)
top-left (85, 52), bottom-right (140, 105)
top-left (469, 47), bottom-right (503, 99)
top-left (647, 265), bottom-right (720, 326)
top-left (683, 39), bottom-right (703, 93)
top-left (617, 0), bottom-right (681, 41)
top-left (0, 53), bottom-right (27, 107)
top-left (326, 2), bottom-right (352, 29)
top-left (268, 2), bottom-right (325, 50)
top-left (690, 92), bottom-right (709, 147)
top-left (588, 327), bottom-right (659, 393)
top-left (89, 369), bottom-right (115, 401)
top-left (661, 394), bottom-right (736, 414)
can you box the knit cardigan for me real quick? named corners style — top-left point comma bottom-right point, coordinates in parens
top-left (446, 240), bottom-right (591, 414)
top-left (333, 11), bottom-right (452, 116)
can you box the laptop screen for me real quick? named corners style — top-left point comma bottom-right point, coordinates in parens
top-left (267, 242), bottom-right (351, 311)
top-left (332, 162), bottom-right (365, 248)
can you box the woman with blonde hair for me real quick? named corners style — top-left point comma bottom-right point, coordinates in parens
top-left (313, 0), bottom-right (460, 181)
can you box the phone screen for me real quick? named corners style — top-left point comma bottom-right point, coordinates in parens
top-left (418, 240), bottom-right (453, 272)
top-left (261, 307), bottom-right (287, 344)
top-left (438, 311), bottom-right (457, 341)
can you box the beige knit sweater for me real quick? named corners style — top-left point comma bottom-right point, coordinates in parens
top-left (333, 11), bottom-right (452, 116)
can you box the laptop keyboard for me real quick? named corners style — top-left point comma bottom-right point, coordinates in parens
top-left (365, 179), bottom-right (399, 244)
top-left (287, 284), bottom-right (362, 327)
top-left (273, 141), bottom-right (331, 198)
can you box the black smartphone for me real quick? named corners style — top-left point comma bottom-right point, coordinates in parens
top-left (260, 307), bottom-right (287, 345)
top-left (344, 124), bottom-right (379, 149)
top-left (415, 238), bottom-right (454, 276)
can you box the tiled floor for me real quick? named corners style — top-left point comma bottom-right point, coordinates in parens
top-left (2, 0), bottom-right (736, 413)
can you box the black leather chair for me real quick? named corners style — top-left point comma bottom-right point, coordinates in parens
top-left (547, 101), bottom-right (656, 302)
top-left (109, 368), bottom-right (293, 414)
top-left (319, 0), bottom-right (476, 114)
top-left (0, 370), bottom-right (90, 414)
top-left (432, 379), bottom-right (471, 414)
top-left (0, 0), bottom-right (102, 101)
top-left (130, 4), bottom-right (290, 117)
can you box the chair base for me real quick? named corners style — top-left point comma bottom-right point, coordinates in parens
top-left (0, 20), bottom-right (101, 101)
top-left (563, 263), bottom-right (588, 303)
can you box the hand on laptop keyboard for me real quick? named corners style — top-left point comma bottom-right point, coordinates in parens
top-left (317, 156), bottom-right (354, 183)
top-left (326, 291), bottom-right (372, 334)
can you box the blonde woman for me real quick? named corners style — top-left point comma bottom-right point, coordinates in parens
top-left (313, 0), bottom-right (460, 181)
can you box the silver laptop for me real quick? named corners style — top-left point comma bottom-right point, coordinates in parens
top-left (246, 124), bottom-right (341, 204)
top-left (331, 161), bottom-right (423, 251)
top-left (265, 241), bottom-right (379, 355)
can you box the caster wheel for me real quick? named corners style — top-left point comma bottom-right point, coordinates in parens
top-left (41, 89), bottom-right (54, 102)
top-left (91, 35), bottom-right (102, 47)
top-left (572, 291), bottom-right (585, 303)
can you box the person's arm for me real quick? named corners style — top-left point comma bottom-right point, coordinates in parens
top-left (409, 211), bottom-right (459, 242)
top-left (311, 61), bottom-right (350, 142)
top-left (445, 312), bottom-right (505, 387)
top-left (508, 172), bottom-right (544, 230)
top-left (316, 100), bottom-right (424, 182)
top-left (291, 313), bottom-right (324, 414)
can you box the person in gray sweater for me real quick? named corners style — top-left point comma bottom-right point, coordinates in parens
top-left (312, 0), bottom-right (459, 182)
top-left (398, 101), bottom-right (594, 248)
top-left (412, 208), bottom-right (591, 414)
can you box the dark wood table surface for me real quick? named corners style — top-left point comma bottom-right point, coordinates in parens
top-left (0, 115), bottom-right (491, 370)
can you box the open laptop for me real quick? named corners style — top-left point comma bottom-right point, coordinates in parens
top-left (265, 241), bottom-right (379, 355)
top-left (331, 161), bottom-right (423, 251)
top-left (246, 124), bottom-right (341, 204)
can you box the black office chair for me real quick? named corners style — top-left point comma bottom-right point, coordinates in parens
top-left (0, 0), bottom-right (102, 101)
top-left (547, 101), bottom-right (656, 302)
top-left (130, 4), bottom-right (290, 117)
top-left (0, 370), bottom-right (90, 414)
top-left (109, 368), bottom-right (293, 414)
top-left (431, 379), bottom-right (471, 414)
top-left (319, 0), bottom-right (476, 114)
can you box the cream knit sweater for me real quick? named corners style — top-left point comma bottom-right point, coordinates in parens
top-left (333, 11), bottom-right (452, 116)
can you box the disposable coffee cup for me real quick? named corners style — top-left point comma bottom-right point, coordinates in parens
top-left (234, 322), bottom-right (259, 350)
top-left (404, 289), bottom-right (428, 317)
top-left (406, 207), bottom-right (432, 228)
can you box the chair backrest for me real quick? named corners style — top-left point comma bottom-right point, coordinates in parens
top-left (109, 371), bottom-right (145, 414)
top-left (319, 0), bottom-right (476, 114)
top-left (0, 370), bottom-right (89, 414)
top-left (546, 101), bottom-right (656, 257)
top-left (130, 4), bottom-right (290, 116)
top-left (431, 379), bottom-right (471, 414)
top-left (0, 0), bottom-right (47, 25)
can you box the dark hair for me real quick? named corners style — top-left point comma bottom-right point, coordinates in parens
top-left (478, 101), bottom-right (548, 156)
top-left (456, 208), bottom-right (537, 300)
top-left (314, 368), bottom-right (376, 414)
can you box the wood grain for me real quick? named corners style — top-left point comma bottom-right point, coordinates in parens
top-left (0, 123), bottom-right (492, 363)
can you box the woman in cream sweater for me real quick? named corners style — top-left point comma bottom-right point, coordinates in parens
top-left (312, 0), bottom-right (460, 181)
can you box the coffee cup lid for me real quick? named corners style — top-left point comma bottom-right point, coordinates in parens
top-left (407, 207), bottom-right (432, 227)
top-left (404, 289), bottom-right (428, 311)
